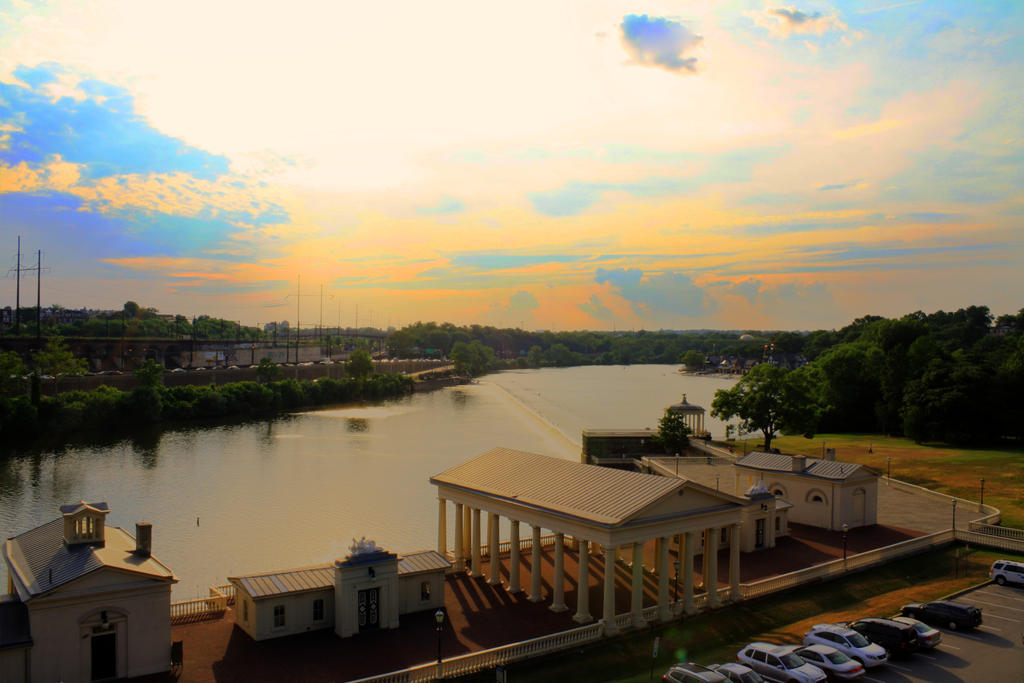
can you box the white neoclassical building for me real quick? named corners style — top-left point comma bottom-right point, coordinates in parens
top-left (1, 502), bottom-right (177, 683)
top-left (733, 452), bottom-right (880, 530)
top-left (431, 447), bottom-right (747, 632)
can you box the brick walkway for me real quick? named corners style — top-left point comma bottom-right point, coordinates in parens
top-left (135, 521), bottom-right (920, 682)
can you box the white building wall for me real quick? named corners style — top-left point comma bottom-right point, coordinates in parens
top-left (235, 588), bottom-right (334, 641)
top-left (0, 647), bottom-right (29, 683)
top-left (25, 581), bottom-right (171, 683)
top-left (397, 572), bottom-right (446, 615)
top-left (749, 471), bottom-right (877, 531)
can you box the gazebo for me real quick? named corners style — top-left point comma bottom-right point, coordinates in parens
top-left (430, 448), bottom-right (746, 633)
top-left (667, 393), bottom-right (708, 437)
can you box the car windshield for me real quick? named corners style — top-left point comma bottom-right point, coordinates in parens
top-left (827, 652), bottom-right (851, 664)
top-left (740, 673), bottom-right (765, 683)
top-left (848, 633), bottom-right (870, 647)
top-left (910, 622), bottom-right (930, 634)
top-left (780, 654), bottom-right (804, 668)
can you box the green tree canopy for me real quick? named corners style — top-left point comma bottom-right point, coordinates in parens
top-left (32, 337), bottom-right (87, 390)
top-left (0, 351), bottom-right (27, 395)
top-left (133, 358), bottom-right (165, 389)
top-left (346, 349), bottom-right (374, 380)
top-left (681, 350), bottom-right (705, 369)
top-left (255, 357), bottom-right (282, 383)
top-left (653, 408), bottom-right (691, 455)
top-left (451, 340), bottom-right (497, 376)
top-left (711, 363), bottom-right (820, 451)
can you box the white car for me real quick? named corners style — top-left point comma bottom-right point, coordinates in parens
top-left (737, 642), bottom-right (826, 683)
top-left (990, 559), bottom-right (1024, 586)
top-left (794, 645), bottom-right (864, 680)
top-left (802, 624), bottom-right (888, 668)
top-left (709, 662), bottom-right (765, 683)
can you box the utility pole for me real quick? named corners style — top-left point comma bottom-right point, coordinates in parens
top-left (319, 283), bottom-right (323, 344)
top-left (296, 275), bottom-right (300, 364)
top-left (35, 249), bottom-right (41, 346)
top-left (14, 236), bottom-right (21, 334)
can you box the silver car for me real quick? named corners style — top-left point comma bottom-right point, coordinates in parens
top-left (794, 644), bottom-right (865, 680)
top-left (737, 642), bottom-right (827, 683)
top-left (891, 616), bottom-right (941, 649)
top-left (802, 624), bottom-right (888, 668)
top-left (709, 662), bottom-right (765, 683)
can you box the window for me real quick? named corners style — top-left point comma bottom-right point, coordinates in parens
top-left (243, 600), bottom-right (249, 622)
top-left (773, 489), bottom-right (783, 496)
top-left (312, 598), bottom-right (324, 622)
top-left (420, 581), bottom-right (431, 601)
top-left (273, 605), bottom-right (285, 628)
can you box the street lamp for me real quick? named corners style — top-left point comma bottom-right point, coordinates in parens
top-left (980, 478), bottom-right (985, 507)
top-left (434, 608), bottom-right (445, 675)
top-left (250, 344), bottom-right (256, 366)
top-left (952, 498), bottom-right (958, 531)
top-left (841, 523), bottom-right (849, 569)
top-left (886, 456), bottom-right (891, 479)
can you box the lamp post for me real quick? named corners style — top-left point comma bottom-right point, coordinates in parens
top-left (434, 608), bottom-right (445, 676)
top-left (886, 456), bottom-right (891, 479)
top-left (952, 498), bottom-right (958, 531)
top-left (250, 344), bottom-right (256, 366)
top-left (980, 478), bottom-right (985, 507)
top-left (841, 523), bottom-right (849, 570)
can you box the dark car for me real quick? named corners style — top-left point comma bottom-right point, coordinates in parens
top-left (901, 600), bottom-right (982, 631)
top-left (848, 618), bottom-right (919, 656)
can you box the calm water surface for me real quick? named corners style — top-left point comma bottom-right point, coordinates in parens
top-left (1, 366), bottom-right (734, 597)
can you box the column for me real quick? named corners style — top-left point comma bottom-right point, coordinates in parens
top-left (529, 524), bottom-right (543, 602)
top-left (707, 527), bottom-right (720, 608)
top-left (437, 498), bottom-right (447, 555)
top-left (683, 530), bottom-right (696, 615)
top-left (729, 523), bottom-right (742, 601)
top-left (630, 541), bottom-right (645, 627)
top-left (550, 532), bottom-right (567, 612)
top-left (508, 520), bottom-right (521, 593)
top-left (701, 530), bottom-right (710, 592)
top-left (573, 539), bottom-right (592, 623)
top-left (453, 502), bottom-right (465, 572)
top-left (471, 508), bottom-right (482, 578)
top-left (658, 536), bottom-right (670, 622)
top-left (463, 505), bottom-right (471, 559)
top-left (488, 512), bottom-right (501, 585)
top-left (602, 544), bottom-right (617, 633)
top-left (654, 538), bottom-right (663, 576)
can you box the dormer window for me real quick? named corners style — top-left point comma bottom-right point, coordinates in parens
top-left (60, 501), bottom-right (110, 546)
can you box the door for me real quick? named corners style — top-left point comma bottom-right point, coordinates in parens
top-left (357, 587), bottom-right (380, 631)
top-left (91, 632), bottom-right (117, 681)
top-left (755, 518), bottom-right (765, 548)
top-left (852, 489), bottom-right (866, 527)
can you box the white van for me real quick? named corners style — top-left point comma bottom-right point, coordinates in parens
top-left (989, 559), bottom-right (1024, 586)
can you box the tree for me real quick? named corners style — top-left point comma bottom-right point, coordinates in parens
top-left (451, 340), bottom-right (497, 376)
top-left (711, 363), bottom-right (819, 451)
top-left (124, 301), bottom-right (140, 319)
top-left (652, 409), bottom-right (691, 454)
top-left (0, 351), bottom-right (27, 395)
top-left (681, 350), bottom-right (705, 370)
top-left (255, 357), bottom-right (282, 383)
top-left (133, 359), bottom-right (165, 389)
top-left (32, 337), bottom-right (87, 391)
top-left (346, 349), bottom-right (374, 380)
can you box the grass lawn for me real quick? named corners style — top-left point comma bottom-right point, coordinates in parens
top-left (757, 433), bottom-right (1024, 528)
top-left (458, 547), bottom-right (1021, 683)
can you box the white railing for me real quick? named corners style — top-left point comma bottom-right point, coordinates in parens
top-left (955, 529), bottom-right (1024, 553)
top-left (170, 584), bottom-right (232, 623)
top-left (346, 621), bottom-right (606, 683)
top-left (968, 520), bottom-right (1023, 539)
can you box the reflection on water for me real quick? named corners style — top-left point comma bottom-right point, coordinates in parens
top-left (0, 366), bottom-right (733, 598)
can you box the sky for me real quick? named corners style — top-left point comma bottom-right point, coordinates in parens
top-left (0, 0), bottom-right (1021, 332)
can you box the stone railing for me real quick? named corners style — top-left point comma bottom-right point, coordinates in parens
top-left (170, 585), bottom-right (230, 624)
top-left (955, 528), bottom-right (1024, 552)
top-left (968, 520), bottom-right (1023, 540)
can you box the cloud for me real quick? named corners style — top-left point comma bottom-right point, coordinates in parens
top-left (619, 14), bottom-right (702, 73)
top-left (416, 195), bottom-right (466, 215)
top-left (0, 64), bottom-right (229, 180)
top-left (508, 290), bottom-right (539, 312)
top-left (528, 182), bottom-right (605, 217)
top-left (595, 268), bottom-right (715, 317)
top-left (747, 6), bottom-right (848, 38)
top-left (720, 278), bottom-right (834, 315)
top-left (578, 294), bottom-right (614, 321)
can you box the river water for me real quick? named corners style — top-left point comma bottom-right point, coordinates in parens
top-left (0, 366), bottom-right (734, 598)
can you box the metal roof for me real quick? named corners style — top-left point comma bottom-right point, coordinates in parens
top-left (431, 447), bottom-right (685, 526)
top-left (229, 564), bottom-right (335, 600)
top-left (668, 393), bottom-right (704, 412)
top-left (59, 501), bottom-right (110, 516)
top-left (3, 519), bottom-right (177, 600)
top-left (397, 551), bottom-right (451, 575)
top-left (735, 452), bottom-right (870, 481)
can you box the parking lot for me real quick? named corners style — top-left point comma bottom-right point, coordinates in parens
top-left (859, 583), bottom-right (1024, 683)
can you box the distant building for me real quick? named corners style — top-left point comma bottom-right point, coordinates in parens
top-left (1, 502), bottom-right (177, 683)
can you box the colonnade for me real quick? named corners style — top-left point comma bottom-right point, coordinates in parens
top-left (437, 497), bottom-right (742, 630)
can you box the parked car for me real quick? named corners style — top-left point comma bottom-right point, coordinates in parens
top-left (891, 616), bottom-right (941, 649)
top-left (709, 663), bottom-right (765, 683)
top-left (900, 600), bottom-right (982, 631)
top-left (847, 618), bottom-right (919, 656)
top-left (737, 642), bottom-right (827, 682)
top-left (990, 559), bottom-right (1024, 586)
top-left (802, 624), bottom-right (888, 668)
top-left (663, 663), bottom-right (728, 682)
top-left (793, 645), bottom-right (864, 680)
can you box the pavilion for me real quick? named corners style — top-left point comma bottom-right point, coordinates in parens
top-left (430, 447), bottom-right (747, 633)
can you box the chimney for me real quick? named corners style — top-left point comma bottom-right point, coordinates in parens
top-left (135, 522), bottom-right (152, 557)
top-left (791, 455), bottom-right (806, 473)
top-left (824, 448), bottom-right (836, 461)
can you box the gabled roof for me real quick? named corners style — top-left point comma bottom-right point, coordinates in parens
top-left (230, 564), bottom-right (335, 600)
top-left (59, 501), bottom-right (110, 516)
top-left (431, 447), bottom-right (694, 526)
top-left (3, 520), bottom-right (176, 600)
top-left (397, 550), bottom-right (451, 576)
top-left (736, 452), bottom-right (875, 481)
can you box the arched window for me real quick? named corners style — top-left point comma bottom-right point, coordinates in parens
top-left (768, 483), bottom-right (786, 498)
top-left (806, 489), bottom-right (828, 504)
